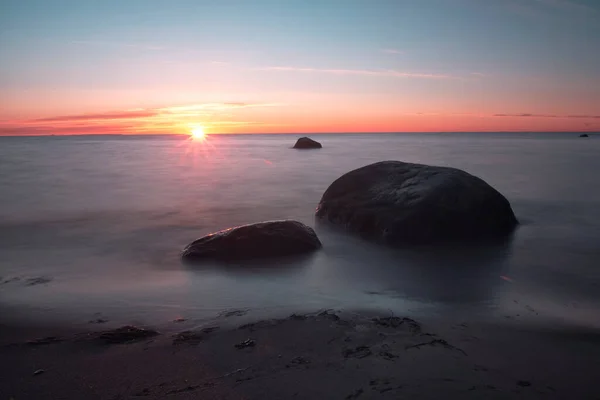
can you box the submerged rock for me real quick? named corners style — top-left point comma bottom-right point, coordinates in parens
top-left (181, 220), bottom-right (322, 262)
top-left (316, 161), bottom-right (517, 244)
top-left (293, 137), bottom-right (322, 149)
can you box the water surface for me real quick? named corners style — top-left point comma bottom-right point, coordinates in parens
top-left (1, 133), bottom-right (598, 329)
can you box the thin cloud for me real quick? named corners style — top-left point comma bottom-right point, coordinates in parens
top-left (35, 103), bottom-right (284, 122)
top-left (381, 48), bottom-right (403, 54)
top-left (162, 102), bottom-right (283, 113)
top-left (260, 66), bottom-right (453, 79)
top-left (500, 0), bottom-right (598, 20)
top-left (35, 110), bottom-right (158, 122)
top-left (532, 0), bottom-right (598, 13)
top-left (493, 113), bottom-right (600, 118)
top-left (71, 40), bottom-right (164, 51)
top-left (0, 124), bottom-right (139, 136)
top-left (1, 102), bottom-right (286, 135)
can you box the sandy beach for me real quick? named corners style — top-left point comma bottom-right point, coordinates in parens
top-left (2, 309), bottom-right (599, 399)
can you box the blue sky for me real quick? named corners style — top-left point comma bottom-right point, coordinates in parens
top-left (1, 0), bottom-right (599, 133)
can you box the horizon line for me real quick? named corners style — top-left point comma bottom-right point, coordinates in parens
top-left (0, 131), bottom-right (597, 138)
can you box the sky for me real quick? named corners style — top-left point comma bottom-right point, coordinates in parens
top-left (1, 0), bottom-right (599, 135)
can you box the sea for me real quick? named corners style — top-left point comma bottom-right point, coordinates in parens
top-left (1, 133), bottom-right (599, 330)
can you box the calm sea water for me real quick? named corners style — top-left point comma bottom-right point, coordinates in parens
top-left (1, 133), bottom-right (599, 329)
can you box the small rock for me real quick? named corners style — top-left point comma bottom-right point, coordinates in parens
top-left (173, 318), bottom-right (187, 323)
top-left (517, 380), bottom-right (531, 387)
top-left (293, 137), bottom-right (322, 149)
top-left (182, 220), bottom-right (322, 262)
top-left (234, 338), bottom-right (256, 349)
top-left (33, 369), bottom-right (45, 376)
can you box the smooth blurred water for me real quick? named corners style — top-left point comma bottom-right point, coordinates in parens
top-left (0, 133), bottom-right (599, 329)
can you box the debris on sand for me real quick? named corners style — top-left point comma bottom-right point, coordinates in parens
top-left (96, 326), bottom-right (159, 344)
top-left (372, 316), bottom-right (422, 333)
top-left (286, 356), bottom-right (310, 368)
top-left (234, 338), bottom-right (256, 349)
top-left (378, 351), bottom-right (398, 360)
top-left (89, 318), bottom-right (108, 324)
top-left (343, 346), bottom-right (372, 359)
top-left (172, 327), bottom-right (218, 345)
top-left (318, 310), bottom-right (341, 321)
top-left (238, 319), bottom-right (281, 331)
top-left (345, 388), bottom-right (364, 399)
top-left (405, 339), bottom-right (467, 355)
top-left (25, 277), bottom-right (52, 286)
top-left (173, 331), bottom-right (205, 345)
top-left (26, 336), bottom-right (63, 346)
top-left (220, 309), bottom-right (248, 317)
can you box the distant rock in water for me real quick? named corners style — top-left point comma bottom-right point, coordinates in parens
top-left (293, 137), bottom-right (322, 149)
top-left (316, 161), bottom-right (518, 244)
top-left (579, 134), bottom-right (589, 138)
top-left (181, 220), bottom-right (322, 262)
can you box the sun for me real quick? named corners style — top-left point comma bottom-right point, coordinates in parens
top-left (191, 126), bottom-right (206, 140)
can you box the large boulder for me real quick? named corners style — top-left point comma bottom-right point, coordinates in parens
top-left (182, 220), bottom-right (322, 262)
top-left (293, 137), bottom-right (322, 149)
top-left (316, 161), bottom-right (518, 244)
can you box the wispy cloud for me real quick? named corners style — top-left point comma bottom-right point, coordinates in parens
top-left (499, 0), bottom-right (598, 20)
top-left (162, 103), bottom-right (283, 113)
top-left (532, 0), bottom-right (598, 13)
top-left (494, 113), bottom-right (600, 118)
top-left (381, 48), bottom-right (403, 54)
top-left (35, 110), bottom-right (158, 122)
top-left (71, 40), bottom-right (164, 51)
top-left (0, 102), bottom-right (285, 135)
top-left (259, 66), bottom-right (453, 79)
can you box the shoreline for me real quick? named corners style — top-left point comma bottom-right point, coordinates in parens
top-left (2, 309), bottom-right (599, 399)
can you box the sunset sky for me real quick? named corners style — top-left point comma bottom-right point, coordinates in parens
top-left (1, 0), bottom-right (599, 135)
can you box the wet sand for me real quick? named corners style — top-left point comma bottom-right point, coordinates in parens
top-left (1, 309), bottom-right (599, 399)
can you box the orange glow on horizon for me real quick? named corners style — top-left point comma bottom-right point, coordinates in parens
top-left (1, 101), bottom-right (599, 136)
